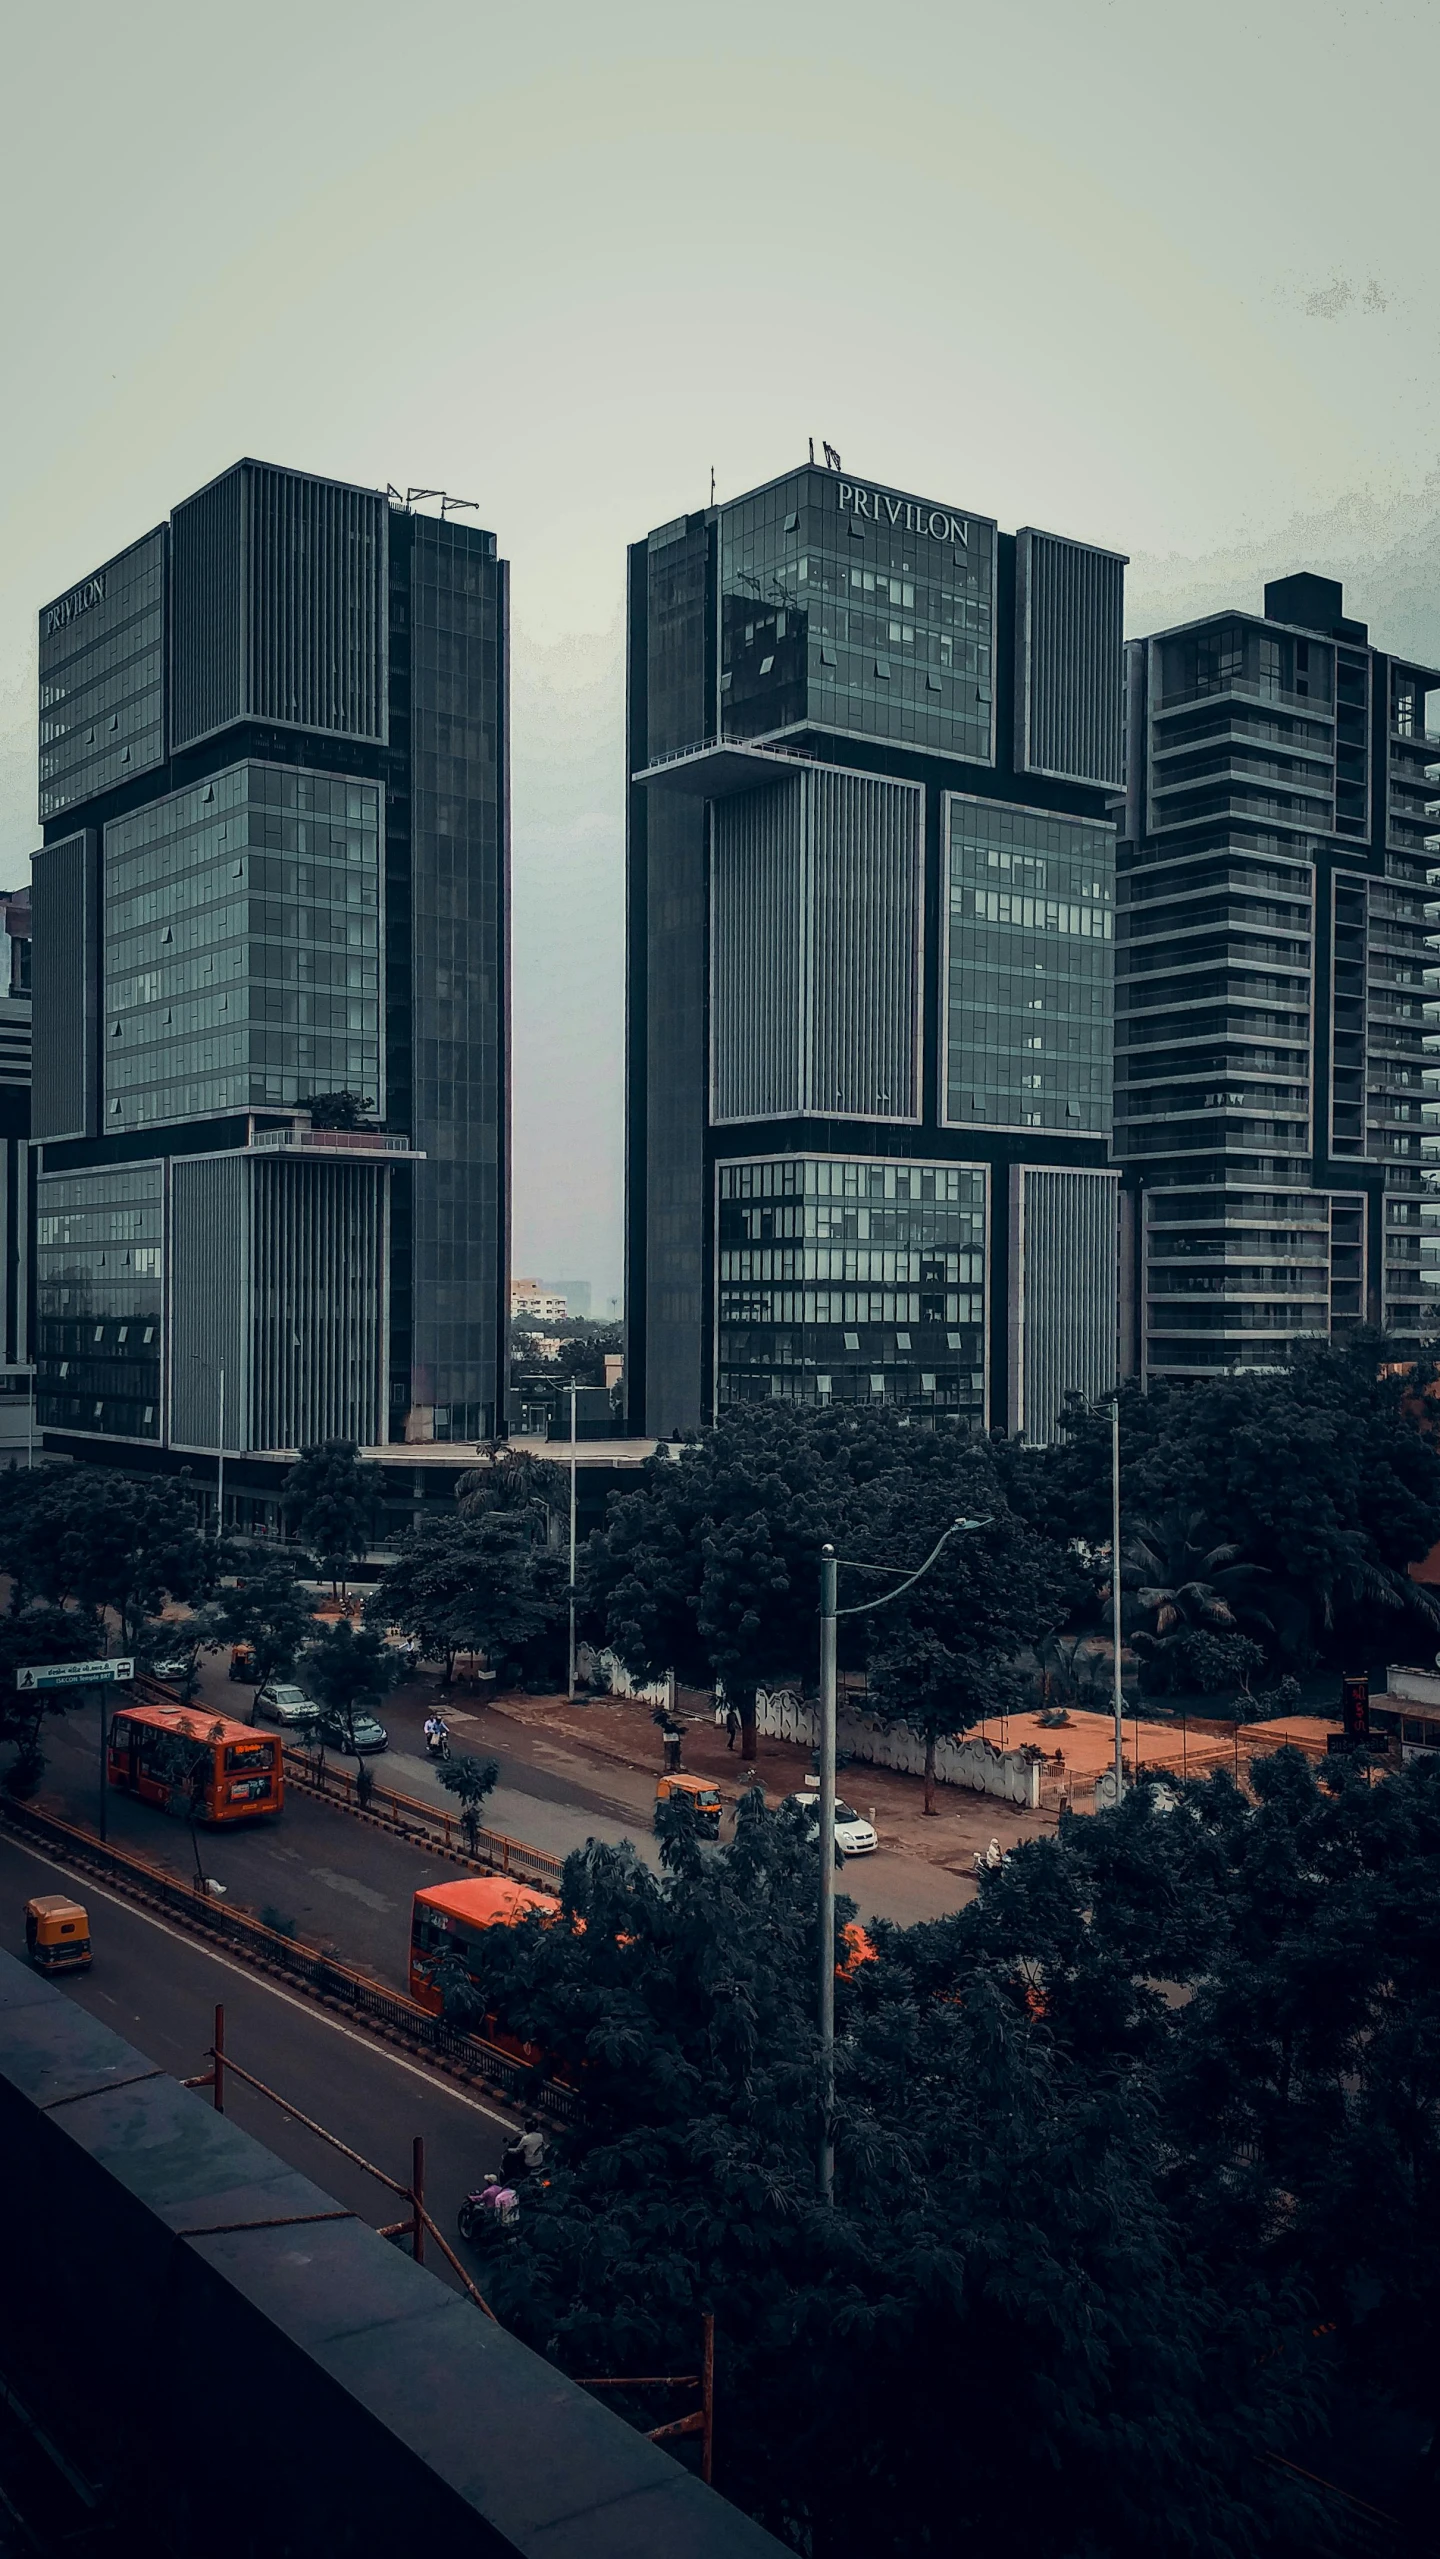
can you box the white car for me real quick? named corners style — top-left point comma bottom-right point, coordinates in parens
top-left (786, 1792), bottom-right (879, 1855)
top-left (253, 1682), bottom-right (319, 1728)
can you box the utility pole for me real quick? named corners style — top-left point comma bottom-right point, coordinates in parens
top-left (216, 1364), bottom-right (226, 1543)
top-left (816, 1515), bottom-right (988, 2203)
top-left (567, 1380), bottom-right (578, 1698)
top-left (817, 1547), bottom-right (838, 2204)
top-left (1111, 1396), bottom-right (1124, 1803)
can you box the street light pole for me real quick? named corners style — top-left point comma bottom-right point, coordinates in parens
top-left (1111, 1394), bottom-right (1123, 1803)
top-left (567, 1380), bottom-right (578, 1699)
top-left (817, 1545), bottom-right (839, 2204)
top-left (216, 1364), bottom-right (226, 1544)
top-left (816, 1514), bottom-right (989, 2204)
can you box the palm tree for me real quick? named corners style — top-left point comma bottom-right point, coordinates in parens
top-left (1123, 1508), bottom-right (1274, 1686)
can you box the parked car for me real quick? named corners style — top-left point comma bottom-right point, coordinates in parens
top-left (253, 1682), bottom-right (320, 1729)
top-left (337, 1713), bottom-right (389, 1756)
top-left (785, 1792), bottom-right (878, 1856)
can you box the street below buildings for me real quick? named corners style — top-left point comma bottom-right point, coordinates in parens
top-left (35, 1641), bottom-right (1025, 1940)
top-left (0, 1826), bottom-right (511, 2292)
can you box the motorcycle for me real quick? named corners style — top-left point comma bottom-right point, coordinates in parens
top-left (458, 2178), bottom-right (519, 2241)
top-left (425, 1726), bottom-right (452, 1763)
top-left (456, 2129), bottom-right (547, 2240)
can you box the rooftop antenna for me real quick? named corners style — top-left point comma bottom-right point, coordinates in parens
top-left (710, 465), bottom-right (716, 505)
top-left (808, 437), bottom-right (815, 464)
top-left (390, 485), bottom-right (480, 518)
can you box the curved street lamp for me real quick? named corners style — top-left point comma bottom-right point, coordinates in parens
top-left (816, 1514), bottom-right (990, 2203)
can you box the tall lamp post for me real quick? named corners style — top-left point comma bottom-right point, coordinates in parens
top-left (816, 1514), bottom-right (990, 2204)
top-left (567, 1379), bottom-right (578, 1699)
top-left (1110, 1395), bottom-right (1123, 1804)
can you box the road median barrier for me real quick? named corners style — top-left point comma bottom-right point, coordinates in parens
top-left (0, 1790), bottom-right (579, 2124)
top-left (279, 1748), bottom-right (565, 1889)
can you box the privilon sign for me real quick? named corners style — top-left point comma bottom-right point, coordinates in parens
top-left (836, 483), bottom-right (971, 544)
top-left (42, 573), bottom-right (107, 638)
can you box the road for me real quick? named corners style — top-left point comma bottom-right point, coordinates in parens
top-left (40, 1656), bottom-right (971, 1934)
top-left (0, 1827), bottom-right (512, 2288)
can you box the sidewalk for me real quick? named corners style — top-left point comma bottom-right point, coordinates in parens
top-left (483, 1685), bottom-right (1057, 1879)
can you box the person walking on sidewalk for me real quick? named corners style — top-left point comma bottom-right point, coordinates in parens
top-left (724, 1701), bottom-right (740, 1751)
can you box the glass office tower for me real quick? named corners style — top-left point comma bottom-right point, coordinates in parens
top-left (626, 460), bottom-right (1127, 1442)
top-left (31, 460), bottom-right (509, 1483)
top-left (1116, 573), bottom-right (1439, 1375)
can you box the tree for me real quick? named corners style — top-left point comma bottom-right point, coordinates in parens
top-left (196, 1544), bottom-right (317, 1698)
top-left (299, 1620), bottom-right (400, 1757)
top-left (1124, 1507), bottom-right (1276, 1695)
top-left (366, 1513), bottom-right (565, 1686)
top-left (997, 1339), bottom-right (1440, 1672)
top-left (582, 1407), bottom-right (905, 1757)
top-left (283, 1440), bottom-right (372, 1598)
top-left (454, 1447), bottom-right (559, 1538)
top-left (859, 1472), bottom-right (1077, 1810)
top-left (439, 1753), bottom-right (500, 1852)
top-left (0, 1601), bottom-right (104, 1794)
top-left (297, 1089), bottom-right (376, 1129)
top-left (0, 1467), bottom-right (211, 1647)
top-left (455, 1795), bottom-right (1318, 2558)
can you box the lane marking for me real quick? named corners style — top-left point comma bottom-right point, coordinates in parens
top-left (0, 1833), bottom-right (514, 2132)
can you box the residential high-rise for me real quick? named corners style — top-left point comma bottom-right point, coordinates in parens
top-left (32, 461), bottom-right (508, 1501)
top-left (625, 460), bottom-right (1127, 1443)
top-left (1115, 573), bottom-right (1438, 1376)
top-left (0, 884), bottom-right (34, 1448)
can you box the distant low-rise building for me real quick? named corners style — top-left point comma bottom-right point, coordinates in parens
top-left (511, 1277), bottom-right (568, 1321)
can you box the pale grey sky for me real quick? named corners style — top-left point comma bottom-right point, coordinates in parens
top-left (5, 0), bottom-right (1438, 1304)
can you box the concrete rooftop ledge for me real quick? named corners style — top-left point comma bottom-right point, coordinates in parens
top-left (0, 1952), bottom-right (782, 2559)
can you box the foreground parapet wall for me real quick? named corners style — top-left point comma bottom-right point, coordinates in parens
top-left (0, 1951), bottom-right (782, 2558)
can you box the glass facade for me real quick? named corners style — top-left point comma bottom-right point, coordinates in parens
top-left (404, 515), bottom-right (505, 1443)
top-left (720, 468), bottom-right (995, 762)
top-left (716, 1155), bottom-right (986, 1420)
top-left (945, 795), bottom-right (1113, 1132)
top-left (36, 1164), bottom-right (162, 1439)
top-left (38, 530), bottom-right (166, 822)
top-left (103, 762), bottom-right (381, 1129)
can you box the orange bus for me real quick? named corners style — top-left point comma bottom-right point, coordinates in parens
top-left (107, 1704), bottom-right (284, 1825)
top-left (410, 1876), bottom-right (560, 2061)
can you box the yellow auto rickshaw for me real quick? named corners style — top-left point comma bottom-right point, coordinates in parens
top-left (654, 1774), bottom-right (723, 1839)
top-left (24, 1894), bottom-right (92, 1974)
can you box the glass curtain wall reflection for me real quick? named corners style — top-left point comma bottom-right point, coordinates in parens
top-left (720, 468), bottom-right (996, 759)
top-left (36, 1164), bottom-right (162, 1439)
top-left (103, 763), bottom-right (381, 1128)
top-left (945, 795), bottom-right (1114, 1134)
top-left (717, 1155), bottom-right (986, 1419)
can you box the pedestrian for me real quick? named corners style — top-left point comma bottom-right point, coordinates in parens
top-left (984, 1835), bottom-right (1003, 1870)
top-left (724, 1701), bottom-right (740, 1752)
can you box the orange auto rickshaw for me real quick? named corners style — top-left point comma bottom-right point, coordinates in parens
top-left (25, 1894), bottom-right (92, 1973)
top-left (654, 1773), bottom-right (723, 1838)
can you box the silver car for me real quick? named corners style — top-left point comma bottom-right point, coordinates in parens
top-left (253, 1682), bottom-right (319, 1728)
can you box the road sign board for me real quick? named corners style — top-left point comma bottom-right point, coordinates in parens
top-left (16, 1658), bottom-right (134, 1691)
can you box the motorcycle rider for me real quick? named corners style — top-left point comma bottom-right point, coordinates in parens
top-left (424, 1711), bottom-right (450, 1756)
top-left (500, 2120), bottom-right (546, 2183)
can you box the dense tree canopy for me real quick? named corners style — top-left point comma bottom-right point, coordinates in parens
top-left (366, 1511), bottom-right (566, 1686)
top-left (454, 1750), bottom-right (1440, 2553)
top-left (0, 1463), bottom-right (210, 1648)
top-left (283, 1440), bottom-right (372, 1595)
top-left (997, 1336), bottom-right (1440, 1675)
top-left (580, 1406), bottom-right (1074, 1753)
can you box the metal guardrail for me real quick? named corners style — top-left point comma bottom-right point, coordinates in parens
top-left (0, 1793), bottom-right (580, 2125)
top-left (280, 1748), bottom-right (565, 1888)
